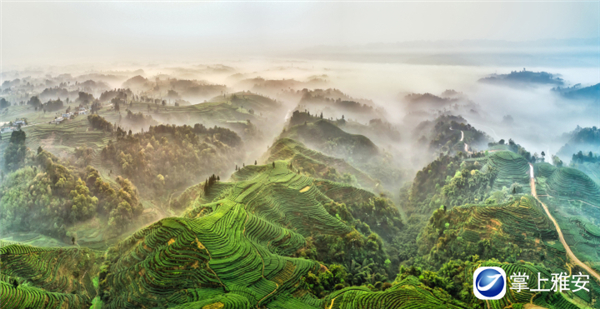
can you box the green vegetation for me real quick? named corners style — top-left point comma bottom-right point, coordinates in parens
top-left (4, 130), bottom-right (27, 171)
top-left (486, 150), bottom-right (530, 192)
top-left (281, 112), bottom-right (405, 191)
top-left (264, 137), bottom-right (379, 189)
top-left (534, 164), bottom-right (600, 269)
top-left (0, 244), bottom-right (102, 309)
top-left (0, 149), bottom-right (143, 237)
top-left (100, 123), bottom-right (244, 196)
top-left (90, 162), bottom-right (403, 308)
top-left (2, 69), bottom-right (600, 309)
top-left (210, 91), bottom-right (283, 114)
top-left (418, 196), bottom-right (557, 268)
top-left (487, 139), bottom-right (537, 163)
top-left (558, 126), bottom-right (600, 157)
top-left (282, 117), bottom-right (379, 161)
top-left (87, 114), bottom-right (113, 132)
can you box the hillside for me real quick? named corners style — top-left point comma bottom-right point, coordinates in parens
top-left (533, 163), bottom-right (600, 269)
top-left (558, 126), bottom-right (600, 158)
top-left (209, 91), bottom-right (283, 114)
top-left (0, 244), bottom-right (102, 309)
top-left (413, 115), bottom-right (491, 156)
top-left (1, 58), bottom-right (600, 309)
top-left (280, 116), bottom-right (407, 192)
top-left (479, 69), bottom-right (565, 87)
top-left (418, 196), bottom-right (558, 268)
top-left (1, 162), bottom-right (424, 309)
top-left (262, 137), bottom-right (380, 190)
top-left (282, 119), bottom-right (379, 161)
top-left (553, 83), bottom-right (600, 102)
top-left (98, 123), bottom-right (245, 197)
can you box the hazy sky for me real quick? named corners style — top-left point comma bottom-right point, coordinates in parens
top-left (2, 1), bottom-right (599, 67)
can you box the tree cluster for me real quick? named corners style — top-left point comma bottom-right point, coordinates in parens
top-left (4, 130), bottom-right (27, 171)
top-left (0, 150), bottom-right (143, 237)
top-left (203, 174), bottom-right (220, 195)
top-left (100, 124), bottom-right (243, 195)
top-left (88, 114), bottom-right (113, 132)
top-left (572, 150), bottom-right (599, 164)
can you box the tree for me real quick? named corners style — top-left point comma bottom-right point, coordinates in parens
top-left (69, 178), bottom-right (98, 222)
top-left (76, 92), bottom-right (94, 105)
top-left (552, 155), bottom-right (564, 167)
top-left (0, 98), bottom-right (9, 109)
top-left (27, 96), bottom-right (42, 108)
top-left (4, 130), bottom-right (27, 171)
top-left (255, 160), bottom-right (257, 165)
top-left (273, 162), bottom-right (275, 168)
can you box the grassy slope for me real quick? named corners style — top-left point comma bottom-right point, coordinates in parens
top-left (534, 163), bottom-right (600, 272)
top-left (280, 119), bottom-right (407, 194)
top-left (486, 150), bottom-right (531, 193)
top-left (209, 91), bottom-right (282, 112)
top-left (1, 162), bottom-right (451, 309)
top-left (262, 137), bottom-right (380, 190)
top-left (573, 161), bottom-right (600, 186)
top-left (281, 120), bottom-right (379, 161)
top-left (0, 244), bottom-right (103, 309)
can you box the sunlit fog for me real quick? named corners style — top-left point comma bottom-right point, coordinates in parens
top-left (1, 2), bottom-right (600, 309)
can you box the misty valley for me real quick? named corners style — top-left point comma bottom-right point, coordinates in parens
top-left (0, 59), bottom-right (599, 309)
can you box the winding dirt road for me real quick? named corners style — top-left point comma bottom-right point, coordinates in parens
top-left (459, 130), bottom-right (471, 154)
top-left (451, 127), bottom-right (471, 154)
top-left (528, 163), bottom-right (600, 283)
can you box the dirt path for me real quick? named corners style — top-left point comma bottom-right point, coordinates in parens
top-left (528, 163), bottom-right (600, 283)
top-left (460, 130), bottom-right (471, 154)
top-left (451, 127), bottom-right (471, 154)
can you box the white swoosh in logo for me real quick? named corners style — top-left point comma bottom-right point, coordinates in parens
top-left (477, 274), bottom-right (502, 291)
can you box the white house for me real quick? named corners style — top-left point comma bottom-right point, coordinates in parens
top-left (1, 127), bottom-right (13, 133)
top-left (54, 117), bottom-right (64, 124)
top-left (14, 120), bottom-right (25, 126)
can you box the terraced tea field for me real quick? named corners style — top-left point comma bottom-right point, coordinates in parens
top-left (420, 195), bottom-right (560, 267)
top-left (532, 165), bottom-right (600, 274)
top-left (264, 138), bottom-right (379, 189)
top-left (0, 244), bottom-right (102, 309)
top-left (486, 151), bottom-right (531, 192)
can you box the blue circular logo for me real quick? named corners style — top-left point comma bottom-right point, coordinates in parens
top-left (476, 268), bottom-right (505, 297)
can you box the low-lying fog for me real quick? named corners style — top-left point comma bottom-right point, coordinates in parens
top-left (3, 56), bottom-right (598, 170)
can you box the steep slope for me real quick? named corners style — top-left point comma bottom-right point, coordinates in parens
top-left (486, 150), bottom-right (531, 192)
top-left (93, 161), bottom-right (405, 308)
top-left (0, 244), bottom-right (102, 309)
top-left (280, 116), bottom-right (405, 191)
top-left (418, 196), bottom-right (558, 268)
top-left (282, 119), bottom-right (379, 162)
top-left (263, 137), bottom-right (379, 190)
top-left (533, 164), bottom-right (600, 269)
top-left (209, 91), bottom-right (283, 114)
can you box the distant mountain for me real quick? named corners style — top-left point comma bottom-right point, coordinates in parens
top-left (558, 126), bottom-right (600, 159)
top-left (553, 83), bottom-right (600, 101)
top-left (479, 69), bottom-right (564, 87)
